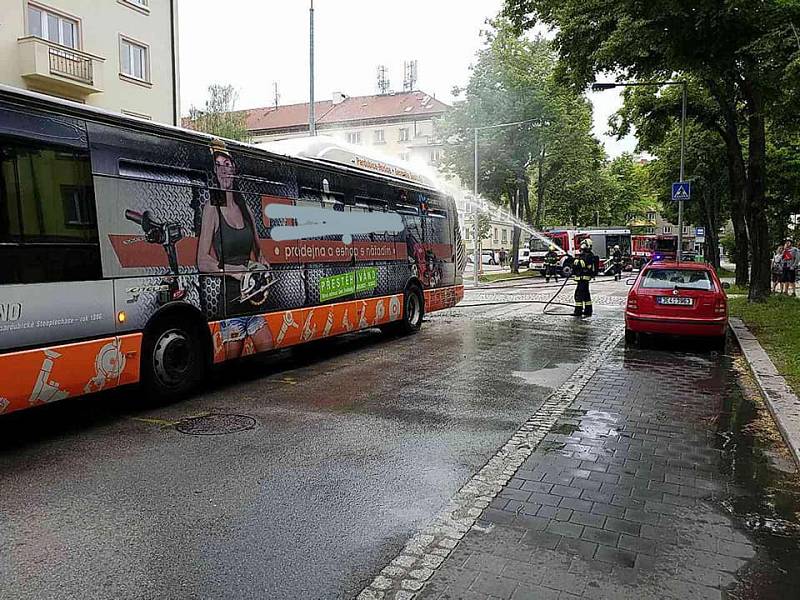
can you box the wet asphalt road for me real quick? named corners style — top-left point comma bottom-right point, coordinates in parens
top-left (1, 278), bottom-right (627, 600)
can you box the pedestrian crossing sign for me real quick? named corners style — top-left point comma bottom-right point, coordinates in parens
top-left (671, 182), bottom-right (691, 201)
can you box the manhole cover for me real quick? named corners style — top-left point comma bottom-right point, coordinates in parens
top-left (175, 414), bottom-right (257, 436)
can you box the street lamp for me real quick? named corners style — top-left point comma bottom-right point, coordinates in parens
top-left (309, 0), bottom-right (316, 136)
top-left (472, 118), bottom-right (549, 285)
top-left (591, 80), bottom-right (688, 259)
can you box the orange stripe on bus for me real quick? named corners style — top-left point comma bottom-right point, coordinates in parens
top-left (0, 334), bottom-right (142, 417)
top-left (425, 285), bottom-right (464, 313)
top-left (209, 294), bottom-right (404, 363)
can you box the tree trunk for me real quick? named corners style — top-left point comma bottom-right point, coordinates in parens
top-left (742, 79), bottom-right (771, 302)
top-left (704, 193), bottom-right (721, 269)
top-left (534, 145), bottom-right (546, 228)
top-left (708, 80), bottom-right (750, 286)
top-left (510, 186), bottom-right (520, 274)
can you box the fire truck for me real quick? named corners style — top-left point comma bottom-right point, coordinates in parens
top-left (530, 228), bottom-right (631, 277)
top-left (631, 234), bottom-right (678, 268)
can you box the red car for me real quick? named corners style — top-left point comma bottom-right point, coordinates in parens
top-left (625, 261), bottom-right (728, 348)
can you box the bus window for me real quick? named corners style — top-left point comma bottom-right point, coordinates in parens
top-left (0, 138), bottom-right (101, 284)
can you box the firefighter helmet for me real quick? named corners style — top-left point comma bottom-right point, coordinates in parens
top-left (580, 238), bottom-right (593, 250)
top-left (614, 245), bottom-right (620, 250)
top-left (549, 244), bottom-right (557, 251)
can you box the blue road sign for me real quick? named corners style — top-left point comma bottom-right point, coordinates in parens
top-left (672, 182), bottom-right (691, 201)
top-left (695, 227), bottom-right (705, 237)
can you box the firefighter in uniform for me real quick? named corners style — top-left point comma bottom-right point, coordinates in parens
top-left (544, 244), bottom-right (560, 283)
top-left (573, 239), bottom-right (597, 317)
top-left (611, 244), bottom-right (623, 281)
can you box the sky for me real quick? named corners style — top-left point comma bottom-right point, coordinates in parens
top-left (178, 0), bottom-right (637, 157)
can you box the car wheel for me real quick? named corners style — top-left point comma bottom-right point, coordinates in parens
top-left (142, 317), bottom-right (205, 401)
top-left (561, 265), bottom-right (572, 278)
top-left (625, 329), bottom-right (638, 346)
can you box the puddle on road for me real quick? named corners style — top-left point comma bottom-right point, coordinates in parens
top-left (512, 362), bottom-right (579, 388)
top-left (717, 354), bottom-right (800, 599)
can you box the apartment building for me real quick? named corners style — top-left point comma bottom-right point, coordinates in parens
top-left (246, 91), bottom-right (447, 167)
top-left (0, 0), bottom-right (180, 124)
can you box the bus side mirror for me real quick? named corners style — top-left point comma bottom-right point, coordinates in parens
top-left (722, 282), bottom-right (731, 290)
top-left (626, 278), bottom-right (636, 286)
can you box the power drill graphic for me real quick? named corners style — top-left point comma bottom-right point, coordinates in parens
top-left (125, 209), bottom-right (186, 302)
top-left (126, 209), bottom-right (183, 275)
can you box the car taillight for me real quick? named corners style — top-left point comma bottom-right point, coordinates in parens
top-left (627, 295), bottom-right (639, 310)
top-left (714, 298), bottom-right (726, 314)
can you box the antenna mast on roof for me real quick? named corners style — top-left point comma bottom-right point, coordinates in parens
top-left (403, 60), bottom-right (418, 92)
top-left (272, 81), bottom-right (280, 109)
top-left (377, 65), bottom-right (390, 95)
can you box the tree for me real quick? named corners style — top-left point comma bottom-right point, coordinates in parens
top-left (438, 19), bottom-right (607, 270)
top-left (437, 21), bottom-right (556, 273)
top-left (186, 84), bottom-right (250, 142)
top-left (504, 0), bottom-right (800, 301)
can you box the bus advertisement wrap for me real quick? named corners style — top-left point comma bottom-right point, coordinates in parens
top-left (0, 90), bottom-right (465, 415)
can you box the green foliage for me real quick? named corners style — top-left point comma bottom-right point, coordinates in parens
top-left (186, 84), bottom-right (250, 142)
top-left (504, 0), bottom-right (800, 298)
top-left (602, 154), bottom-right (658, 226)
top-left (437, 19), bottom-right (607, 230)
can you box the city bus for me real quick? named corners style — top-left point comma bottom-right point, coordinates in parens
top-left (0, 85), bottom-right (465, 417)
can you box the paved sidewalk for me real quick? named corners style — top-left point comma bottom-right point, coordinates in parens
top-left (417, 345), bottom-right (758, 600)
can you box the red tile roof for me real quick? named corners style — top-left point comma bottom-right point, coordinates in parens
top-left (244, 91), bottom-right (449, 133)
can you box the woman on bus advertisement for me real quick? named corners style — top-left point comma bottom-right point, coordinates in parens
top-left (197, 140), bottom-right (274, 358)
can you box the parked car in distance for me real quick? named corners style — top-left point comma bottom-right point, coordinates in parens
top-left (518, 248), bottom-right (531, 269)
top-left (481, 251), bottom-right (497, 265)
top-left (625, 261), bottom-right (728, 349)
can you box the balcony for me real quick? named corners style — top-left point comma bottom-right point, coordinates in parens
top-left (18, 36), bottom-right (104, 98)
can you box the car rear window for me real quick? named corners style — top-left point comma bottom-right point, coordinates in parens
top-left (640, 269), bottom-right (713, 291)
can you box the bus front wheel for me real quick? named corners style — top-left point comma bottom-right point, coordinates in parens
top-left (142, 318), bottom-right (204, 400)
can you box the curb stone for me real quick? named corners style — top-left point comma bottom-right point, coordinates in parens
top-left (730, 317), bottom-right (800, 467)
top-left (357, 324), bottom-right (625, 600)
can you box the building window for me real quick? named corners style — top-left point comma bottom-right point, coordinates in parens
top-left (494, 227), bottom-right (498, 241)
top-left (28, 4), bottom-right (79, 48)
top-left (399, 152), bottom-right (410, 161)
top-left (465, 228), bottom-right (470, 240)
top-left (374, 130), bottom-right (385, 144)
top-left (647, 212), bottom-right (656, 222)
top-left (120, 37), bottom-right (149, 82)
top-left (62, 186), bottom-right (95, 226)
top-left (429, 149), bottom-right (441, 164)
top-left (346, 132), bottom-right (362, 145)
top-left (502, 229), bottom-right (508, 243)
top-left (399, 128), bottom-right (410, 142)
top-left (663, 226), bottom-right (672, 234)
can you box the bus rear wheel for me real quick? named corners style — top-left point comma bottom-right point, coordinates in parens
top-left (382, 285), bottom-right (424, 335)
top-left (142, 318), bottom-right (204, 401)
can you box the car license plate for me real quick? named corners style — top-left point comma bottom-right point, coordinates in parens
top-left (657, 296), bottom-right (693, 306)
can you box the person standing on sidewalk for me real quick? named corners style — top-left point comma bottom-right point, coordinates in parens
top-left (781, 239), bottom-right (799, 296)
top-left (573, 239), bottom-right (597, 317)
top-left (544, 244), bottom-right (560, 283)
top-left (772, 245), bottom-right (784, 293)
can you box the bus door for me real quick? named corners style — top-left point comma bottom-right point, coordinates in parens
top-left (423, 199), bottom-right (454, 289)
top-left (0, 104), bottom-right (121, 412)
